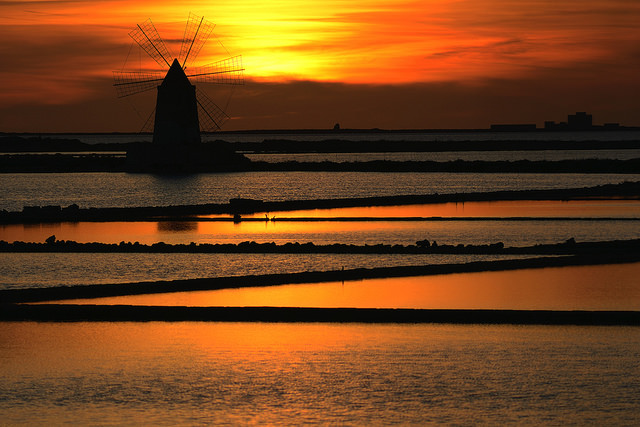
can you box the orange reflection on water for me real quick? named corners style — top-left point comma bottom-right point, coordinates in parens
top-left (199, 219), bottom-right (405, 237)
top-left (0, 219), bottom-right (415, 244)
top-left (2, 200), bottom-right (638, 244)
top-left (0, 222), bottom-right (160, 244)
top-left (63, 262), bottom-right (640, 311)
top-left (221, 200), bottom-right (640, 219)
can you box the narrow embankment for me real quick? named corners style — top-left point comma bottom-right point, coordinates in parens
top-left (2, 304), bottom-right (639, 325)
top-left (2, 181), bottom-right (639, 224)
top-left (2, 253), bottom-right (639, 303)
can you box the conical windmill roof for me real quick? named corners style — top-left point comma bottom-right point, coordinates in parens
top-left (161, 59), bottom-right (192, 88)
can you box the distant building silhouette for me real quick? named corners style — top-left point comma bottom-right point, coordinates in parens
top-left (568, 112), bottom-right (592, 130)
top-left (489, 112), bottom-right (631, 132)
top-left (545, 112), bottom-right (594, 131)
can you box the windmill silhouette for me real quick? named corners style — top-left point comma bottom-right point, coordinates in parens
top-left (114, 14), bottom-right (248, 171)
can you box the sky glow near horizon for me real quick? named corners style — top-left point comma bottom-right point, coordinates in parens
top-left (0, 0), bottom-right (639, 130)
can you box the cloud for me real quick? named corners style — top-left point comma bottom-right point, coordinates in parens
top-left (2, 70), bottom-right (637, 133)
top-left (0, 0), bottom-right (639, 131)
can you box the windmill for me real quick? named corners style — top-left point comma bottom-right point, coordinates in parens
top-left (113, 14), bottom-right (247, 171)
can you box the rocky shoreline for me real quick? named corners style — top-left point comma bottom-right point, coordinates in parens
top-left (2, 237), bottom-right (639, 255)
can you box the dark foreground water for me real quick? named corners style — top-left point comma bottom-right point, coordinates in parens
top-left (1, 322), bottom-right (639, 425)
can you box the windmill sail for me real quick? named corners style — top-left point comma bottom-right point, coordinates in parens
top-left (129, 19), bottom-right (173, 68)
top-left (186, 56), bottom-right (244, 85)
top-left (112, 71), bottom-right (164, 98)
top-left (196, 88), bottom-right (229, 132)
top-left (114, 14), bottom-right (244, 134)
top-left (179, 12), bottom-right (215, 70)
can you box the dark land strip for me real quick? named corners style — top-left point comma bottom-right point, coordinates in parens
top-left (2, 253), bottom-right (640, 304)
top-left (1, 304), bottom-right (639, 325)
top-left (1, 134), bottom-right (640, 173)
top-left (3, 238), bottom-right (640, 255)
top-left (239, 138), bottom-right (640, 153)
top-left (2, 154), bottom-right (640, 173)
top-left (2, 181), bottom-right (639, 224)
top-left (2, 134), bottom-right (640, 153)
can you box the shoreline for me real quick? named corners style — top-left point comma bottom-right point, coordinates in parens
top-left (3, 238), bottom-right (639, 255)
top-left (2, 304), bottom-right (639, 325)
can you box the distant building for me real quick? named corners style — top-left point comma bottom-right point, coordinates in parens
top-left (494, 112), bottom-right (633, 132)
top-left (546, 112), bottom-right (593, 131)
top-left (567, 112), bottom-right (592, 130)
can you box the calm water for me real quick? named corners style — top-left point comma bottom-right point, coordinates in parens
top-left (63, 262), bottom-right (640, 311)
top-left (2, 172), bottom-right (639, 211)
top-left (1, 322), bottom-right (639, 425)
top-left (247, 149), bottom-right (640, 162)
top-left (3, 146), bottom-right (640, 425)
top-left (0, 252), bottom-right (529, 289)
top-left (3, 200), bottom-right (638, 292)
top-left (3, 217), bottom-right (638, 247)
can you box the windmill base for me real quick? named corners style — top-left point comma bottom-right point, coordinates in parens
top-left (126, 142), bottom-right (250, 173)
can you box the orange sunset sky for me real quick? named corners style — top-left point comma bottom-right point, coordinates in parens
top-left (0, 0), bottom-right (638, 132)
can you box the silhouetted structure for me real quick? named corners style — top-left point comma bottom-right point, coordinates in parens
top-left (568, 112), bottom-right (592, 130)
top-left (545, 112), bottom-right (594, 131)
top-left (492, 111), bottom-right (629, 132)
top-left (114, 14), bottom-right (247, 172)
top-left (153, 59), bottom-right (201, 146)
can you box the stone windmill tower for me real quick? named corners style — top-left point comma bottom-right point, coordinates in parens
top-left (113, 14), bottom-right (248, 171)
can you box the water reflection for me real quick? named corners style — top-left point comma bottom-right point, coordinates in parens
top-left (247, 149), bottom-right (640, 163)
top-left (2, 218), bottom-right (639, 247)
top-left (157, 221), bottom-right (198, 232)
top-left (2, 322), bottom-right (639, 424)
top-left (230, 200), bottom-right (640, 219)
top-left (63, 262), bottom-right (640, 311)
top-left (0, 252), bottom-right (529, 289)
top-left (2, 200), bottom-right (638, 246)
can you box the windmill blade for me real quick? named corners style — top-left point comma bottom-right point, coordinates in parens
top-left (186, 56), bottom-right (244, 85)
top-left (196, 88), bottom-right (229, 132)
top-left (129, 19), bottom-right (173, 68)
top-left (179, 13), bottom-right (215, 70)
top-left (141, 108), bottom-right (155, 133)
top-left (113, 71), bottom-right (164, 98)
